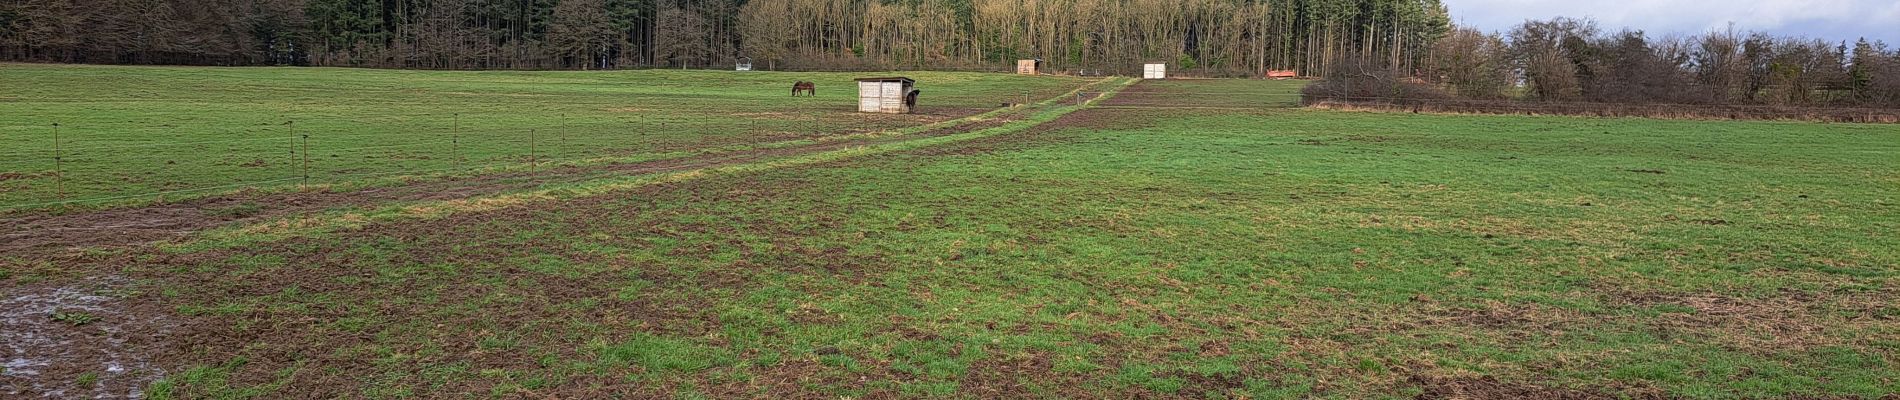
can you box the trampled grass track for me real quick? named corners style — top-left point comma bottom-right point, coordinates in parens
top-left (0, 76), bottom-right (1134, 255)
top-left (0, 64), bottom-right (1093, 209)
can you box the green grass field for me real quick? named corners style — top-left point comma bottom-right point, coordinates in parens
top-left (2, 65), bottom-right (1898, 399)
top-left (0, 64), bottom-right (1087, 209)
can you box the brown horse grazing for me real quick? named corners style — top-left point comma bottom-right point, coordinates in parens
top-left (791, 81), bottom-right (816, 97)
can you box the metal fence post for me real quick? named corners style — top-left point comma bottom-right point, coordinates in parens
top-left (529, 129), bottom-right (537, 175)
top-left (287, 120), bottom-right (297, 182)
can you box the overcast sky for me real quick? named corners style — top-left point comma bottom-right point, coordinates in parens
top-left (1441, 0), bottom-right (1900, 45)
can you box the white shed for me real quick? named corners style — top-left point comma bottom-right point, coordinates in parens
top-left (1143, 63), bottom-right (1167, 79)
top-left (856, 77), bottom-right (919, 114)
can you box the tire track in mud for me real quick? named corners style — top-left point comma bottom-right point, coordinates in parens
top-left (0, 89), bottom-right (1083, 257)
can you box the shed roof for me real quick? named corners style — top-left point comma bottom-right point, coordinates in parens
top-left (855, 77), bottom-right (915, 84)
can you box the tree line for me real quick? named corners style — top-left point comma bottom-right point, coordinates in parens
top-left (1319, 18), bottom-right (1900, 109)
top-left (0, 0), bottom-right (1450, 75)
top-left (8, 1), bottom-right (1894, 109)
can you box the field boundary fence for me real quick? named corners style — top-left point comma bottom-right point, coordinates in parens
top-left (1, 82), bottom-right (1120, 213)
top-left (10, 88), bottom-right (1892, 212)
top-left (0, 115), bottom-right (652, 212)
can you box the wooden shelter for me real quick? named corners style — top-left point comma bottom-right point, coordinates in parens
top-left (1143, 63), bottom-right (1167, 79)
top-left (857, 77), bottom-right (919, 114)
top-left (1016, 59), bottom-right (1043, 75)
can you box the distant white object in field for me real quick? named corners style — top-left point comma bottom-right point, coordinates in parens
top-left (1143, 63), bottom-right (1166, 79)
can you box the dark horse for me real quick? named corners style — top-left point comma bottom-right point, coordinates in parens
top-left (791, 81), bottom-right (816, 97)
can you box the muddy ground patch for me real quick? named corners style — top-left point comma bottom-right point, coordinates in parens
top-left (1, 277), bottom-right (177, 398)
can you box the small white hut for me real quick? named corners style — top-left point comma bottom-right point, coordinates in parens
top-left (735, 56), bottom-right (753, 71)
top-left (856, 77), bottom-right (919, 114)
top-left (1143, 63), bottom-right (1167, 79)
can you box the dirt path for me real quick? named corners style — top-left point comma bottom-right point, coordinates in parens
top-left (0, 97), bottom-right (1045, 257)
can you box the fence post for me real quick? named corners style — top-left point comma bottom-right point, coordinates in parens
top-left (287, 120), bottom-right (297, 183)
top-left (529, 129), bottom-right (537, 175)
top-left (52, 123), bottom-right (64, 202)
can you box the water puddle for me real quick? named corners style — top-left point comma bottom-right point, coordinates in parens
top-left (1, 277), bottom-right (170, 398)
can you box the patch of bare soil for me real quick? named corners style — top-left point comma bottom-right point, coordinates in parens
top-left (1167, 369), bottom-right (1249, 397)
top-left (1592, 283), bottom-right (1900, 358)
top-left (0, 172), bottom-right (36, 182)
top-left (1422, 300), bottom-right (1583, 338)
top-left (150, 258), bottom-right (662, 398)
top-left (1, 277), bottom-right (176, 399)
top-left (957, 352), bottom-right (1066, 398)
top-left (913, 107), bottom-right (993, 119)
top-left (1042, 107), bottom-right (1170, 131)
top-left (0, 206), bottom-right (214, 253)
top-left (1610, 288), bottom-right (1837, 351)
top-left (901, 107), bottom-right (1151, 157)
top-left (700, 356), bottom-right (906, 399)
top-left (1102, 80), bottom-right (1298, 110)
top-left (37, 170), bottom-right (895, 397)
top-left (1409, 375), bottom-right (1611, 400)
top-left (1098, 81), bottom-right (1179, 107)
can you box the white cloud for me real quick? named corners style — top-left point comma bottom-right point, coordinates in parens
top-left (1443, 0), bottom-right (1900, 43)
